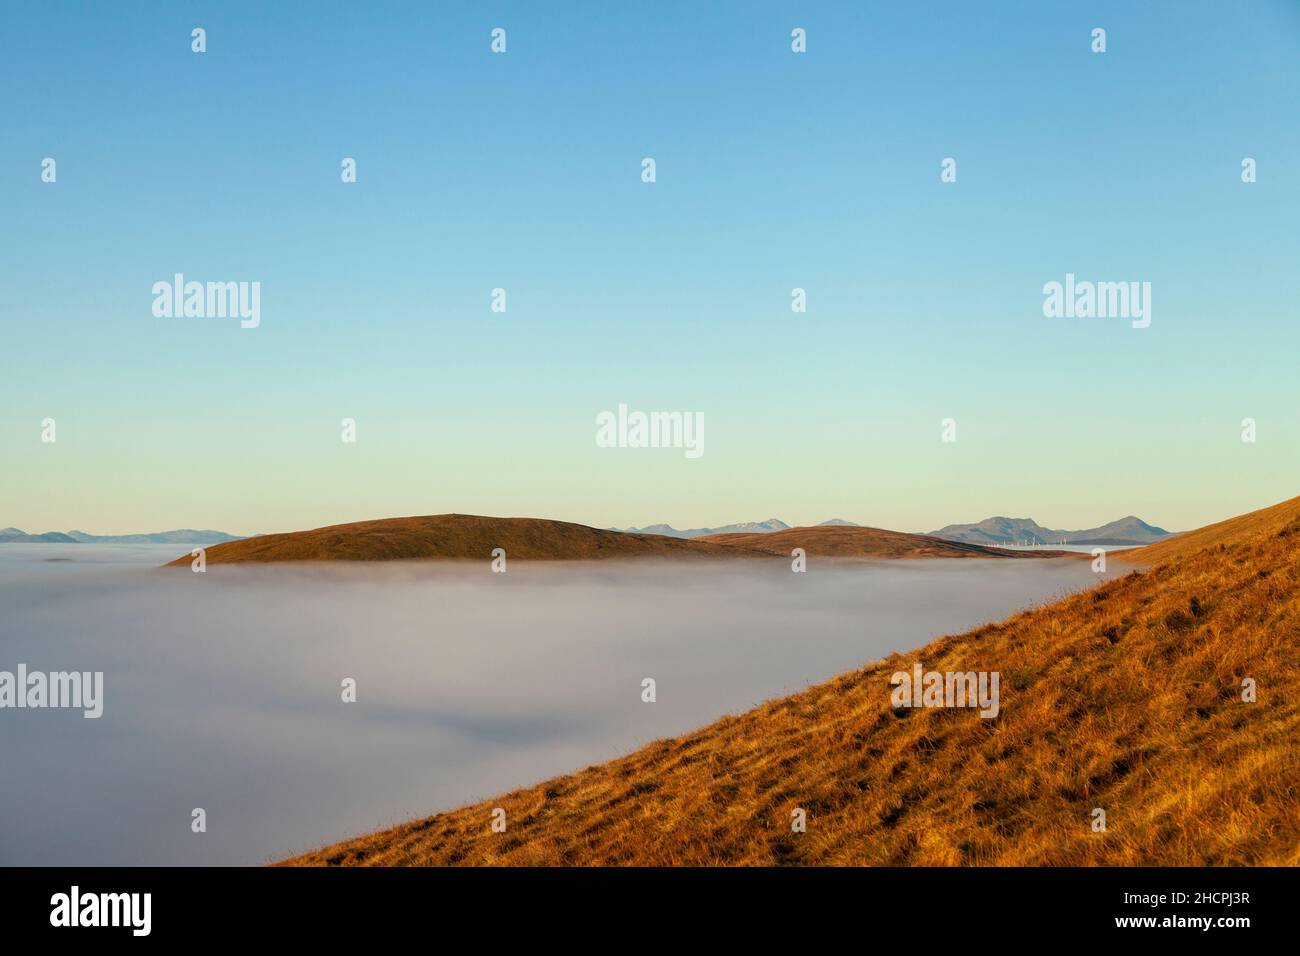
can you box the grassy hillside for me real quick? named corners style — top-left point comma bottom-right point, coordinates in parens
top-left (1121, 495), bottom-right (1300, 565)
top-left (700, 525), bottom-right (1065, 559)
top-left (282, 496), bottom-right (1300, 866)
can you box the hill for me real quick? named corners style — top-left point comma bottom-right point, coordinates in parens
top-left (699, 525), bottom-right (1064, 559)
top-left (163, 515), bottom-right (771, 566)
top-left (1069, 516), bottom-right (1172, 545)
top-left (282, 494), bottom-right (1300, 865)
top-left (930, 515), bottom-right (1172, 547)
top-left (164, 515), bottom-right (1065, 567)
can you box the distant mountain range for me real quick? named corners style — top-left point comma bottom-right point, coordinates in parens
top-left (0, 527), bottom-right (242, 545)
top-left (613, 518), bottom-right (860, 539)
top-left (928, 516), bottom-right (1173, 547)
top-left (2, 514), bottom-right (1170, 548)
top-left (612, 515), bottom-right (1171, 545)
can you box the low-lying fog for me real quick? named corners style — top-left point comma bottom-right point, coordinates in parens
top-left (0, 544), bottom-right (1118, 865)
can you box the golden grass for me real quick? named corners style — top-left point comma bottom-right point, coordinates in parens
top-left (1121, 495), bottom-right (1300, 565)
top-left (281, 496), bottom-right (1300, 866)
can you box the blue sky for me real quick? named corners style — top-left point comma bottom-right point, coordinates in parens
top-left (3, 1), bottom-right (1298, 535)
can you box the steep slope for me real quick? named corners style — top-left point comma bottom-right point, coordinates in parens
top-left (1121, 495), bottom-right (1300, 564)
top-left (700, 525), bottom-right (1065, 559)
top-left (164, 515), bottom-right (772, 566)
top-left (282, 495), bottom-right (1300, 866)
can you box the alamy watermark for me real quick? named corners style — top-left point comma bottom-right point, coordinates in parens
top-left (595, 404), bottom-right (704, 459)
top-left (890, 661), bottom-right (1000, 718)
top-left (0, 664), bottom-right (103, 718)
top-left (50, 886), bottom-right (150, 936)
top-left (152, 273), bottom-right (261, 329)
top-left (1042, 273), bottom-right (1150, 329)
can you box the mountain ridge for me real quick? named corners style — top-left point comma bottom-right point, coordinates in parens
top-left (698, 525), bottom-right (1064, 559)
top-left (0, 527), bottom-right (242, 545)
top-left (613, 518), bottom-right (792, 538)
top-left (930, 515), bottom-right (1172, 547)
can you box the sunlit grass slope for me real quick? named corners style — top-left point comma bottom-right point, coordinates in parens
top-left (282, 497), bottom-right (1300, 866)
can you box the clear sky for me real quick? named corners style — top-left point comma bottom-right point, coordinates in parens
top-left (3, 1), bottom-right (1298, 536)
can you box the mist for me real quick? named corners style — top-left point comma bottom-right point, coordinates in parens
top-left (0, 544), bottom-right (1116, 865)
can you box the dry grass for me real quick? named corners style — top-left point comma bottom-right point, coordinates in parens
top-left (1120, 495), bottom-right (1300, 565)
top-left (281, 496), bottom-right (1300, 866)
